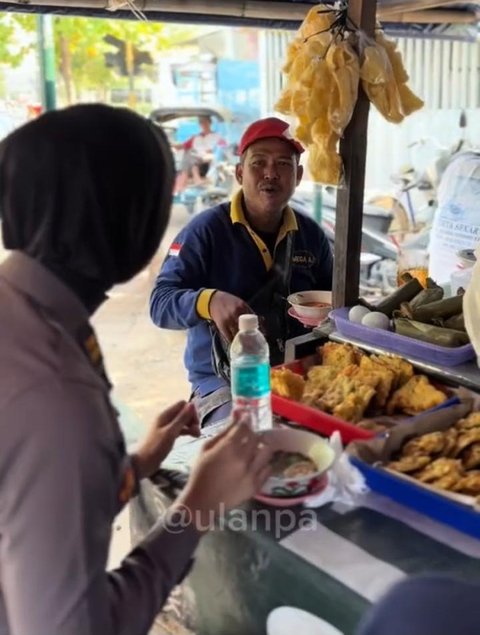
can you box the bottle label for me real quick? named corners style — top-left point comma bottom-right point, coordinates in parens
top-left (231, 361), bottom-right (270, 399)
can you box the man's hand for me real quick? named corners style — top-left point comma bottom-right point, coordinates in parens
top-left (132, 401), bottom-right (200, 480)
top-left (177, 410), bottom-right (272, 531)
top-left (209, 291), bottom-right (253, 343)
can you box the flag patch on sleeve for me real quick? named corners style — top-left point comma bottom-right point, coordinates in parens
top-left (168, 242), bottom-right (182, 257)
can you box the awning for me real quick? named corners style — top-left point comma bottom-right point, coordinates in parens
top-left (0, 0), bottom-right (478, 36)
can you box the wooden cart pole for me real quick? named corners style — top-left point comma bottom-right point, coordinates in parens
top-left (333, 0), bottom-right (377, 308)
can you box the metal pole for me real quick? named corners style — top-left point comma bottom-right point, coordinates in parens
top-left (126, 41), bottom-right (136, 108)
top-left (313, 182), bottom-right (323, 225)
top-left (37, 14), bottom-right (57, 111)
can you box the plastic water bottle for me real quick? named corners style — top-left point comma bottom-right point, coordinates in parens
top-left (230, 314), bottom-right (272, 431)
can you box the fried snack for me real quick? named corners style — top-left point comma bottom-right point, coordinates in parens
top-left (386, 375), bottom-right (447, 415)
top-left (359, 354), bottom-right (409, 394)
top-left (317, 376), bottom-right (376, 422)
top-left (302, 365), bottom-right (339, 406)
top-left (357, 420), bottom-right (387, 433)
top-left (442, 427), bottom-right (459, 458)
top-left (271, 368), bottom-right (305, 401)
top-left (341, 363), bottom-right (394, 410)
top-left (319, 342), bottom-right (362, 370)
top-left (452, 471), bottom-right (480, 496)
top-left (453, 428), bottom-right (480, 457)
top-left (416, 458), bottom-right (463, 483)
top-left (372, 354), bottom-right (414, 388)
top-left (461, 443), bottom-right (480, 471)
top-left (402, 431), bottom-right (445, 457)
top-left (455, 412), bottom-right (480, 431)
top-left (430, 473), bottom-right (462, 491)
top-left (387, 454), bottom-right (431, 474)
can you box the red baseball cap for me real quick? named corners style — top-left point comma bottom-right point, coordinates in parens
top-left (238, 117), bottom-right (304, 155)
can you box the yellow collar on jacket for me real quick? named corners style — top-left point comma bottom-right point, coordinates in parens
top-left (229, 188), bottom-right (298, 270)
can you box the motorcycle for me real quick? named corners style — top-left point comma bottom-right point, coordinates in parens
top-left (180, 146), bottom-right (237, 215)
top-left (149, 105), bottom-right (236, 215)
top-left (367, 111), bottom-right (470, 241)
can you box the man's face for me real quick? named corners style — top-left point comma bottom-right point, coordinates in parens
top-left (199, 116), bottom-right (212, 133)
top-left (236, 137), bottom-right (303, 218)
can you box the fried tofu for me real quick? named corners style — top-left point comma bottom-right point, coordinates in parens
top-left (317, 376), bottom-right (375, 422)
top-left (319, 342), bottom-right (362, 370)
top-left (271, 368), bottom-right (305, 401)
top-left (302, 365), bottom-right (339, 407)
top-left (386, 375), bottom-right (447, 416)
top-left (342, 363), bottom-right (394, 410)
top-left (370, 354), bottom-right (414, 388)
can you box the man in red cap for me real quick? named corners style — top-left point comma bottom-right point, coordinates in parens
top-left (151, 116), bottom-right (333, 427)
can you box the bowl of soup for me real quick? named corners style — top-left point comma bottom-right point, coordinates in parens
top-left (287, 290), bottom-right (332, 320)
top-left (258, 427), bottom-right (335, 498)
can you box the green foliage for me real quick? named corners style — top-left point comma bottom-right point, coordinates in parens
top-left (0, 13), bottom-right (35, 67)
top-left (0, 11), bottom-right (202, 101)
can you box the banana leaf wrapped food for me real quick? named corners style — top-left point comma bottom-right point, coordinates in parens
top-left (445, 313), bottom-right (466, 331)
top-left (359, 275), bottom-right (423, 317)
top-left (394, 318), bottom-right (470, 348)
top-left (396, 280), bottom-right (444, 318)
top-left (412, 294), bottom-right (464, 324)
top-left (432, 313), bottom-right (466, 332)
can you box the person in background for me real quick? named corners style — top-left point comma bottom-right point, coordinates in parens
top-left (356, 574), bottom-right (480, 635)
top-left (174, 115), bottom-right (226, 193)
top-left (151, 116), bottom-right (333, 428)
top-left (0, 104), bottom-right (271, 635)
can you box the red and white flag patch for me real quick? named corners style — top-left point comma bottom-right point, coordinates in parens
top-left (168, 242), bottom-right (182, 257)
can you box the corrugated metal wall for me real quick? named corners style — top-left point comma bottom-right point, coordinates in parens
top-left (260, 31), bottom-right (480, 113)
top-left (397, 38), bottom-right (480, 109)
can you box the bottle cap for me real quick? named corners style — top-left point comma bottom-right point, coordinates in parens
top-left (238, 314), bottom-right (258, 331)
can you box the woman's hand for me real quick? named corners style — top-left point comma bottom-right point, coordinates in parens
top-left (132, 401), bottom-right (200, 480)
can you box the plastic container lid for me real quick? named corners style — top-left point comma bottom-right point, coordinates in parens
top-left (238, 314), bottom-right (258, 331)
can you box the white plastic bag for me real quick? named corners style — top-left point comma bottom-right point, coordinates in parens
top-left (429, 152), bottom-right (480, 285)
top-left (463, 244), bottom-right (480, 368)
top-left (304, 431), bottom-right (369, 508)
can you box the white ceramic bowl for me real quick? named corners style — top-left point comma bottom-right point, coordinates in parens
top-left (259, 427), bottom-right (335, 498)
top-left (288, 290), bottom-right (332, 320)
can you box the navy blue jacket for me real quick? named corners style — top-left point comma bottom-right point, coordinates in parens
top-left (150, 190), bottom-right (333, 396)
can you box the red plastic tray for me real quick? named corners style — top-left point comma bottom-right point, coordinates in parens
top-left (271, 359), bottom-right (375, 443)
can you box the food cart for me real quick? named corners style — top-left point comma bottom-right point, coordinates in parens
top-left (2, 1), bottom-right (479, 633)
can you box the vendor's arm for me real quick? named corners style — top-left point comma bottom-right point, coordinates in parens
top-left (150, 219), bottom-right (217, 330)
top-left (0, 380), bottom-right (200, 635)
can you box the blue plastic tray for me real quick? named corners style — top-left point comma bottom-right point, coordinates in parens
top-left (350, 456), bottom-right (480, 539)
top-left (331, 307), bottom-right (475, 367)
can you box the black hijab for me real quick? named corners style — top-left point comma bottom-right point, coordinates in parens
top-left (0, 104), bottom-right (174, 312)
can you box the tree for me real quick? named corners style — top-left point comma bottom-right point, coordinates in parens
top-left (0, 11), bottom-right (205, 105)
top-left (54, 16), bottom-right (201, 104)
top-left (0, 13), bottom-right (36, 68)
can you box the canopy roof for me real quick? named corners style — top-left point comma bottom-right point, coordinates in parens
top-left (0, 0), bottom-right (478, 37)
